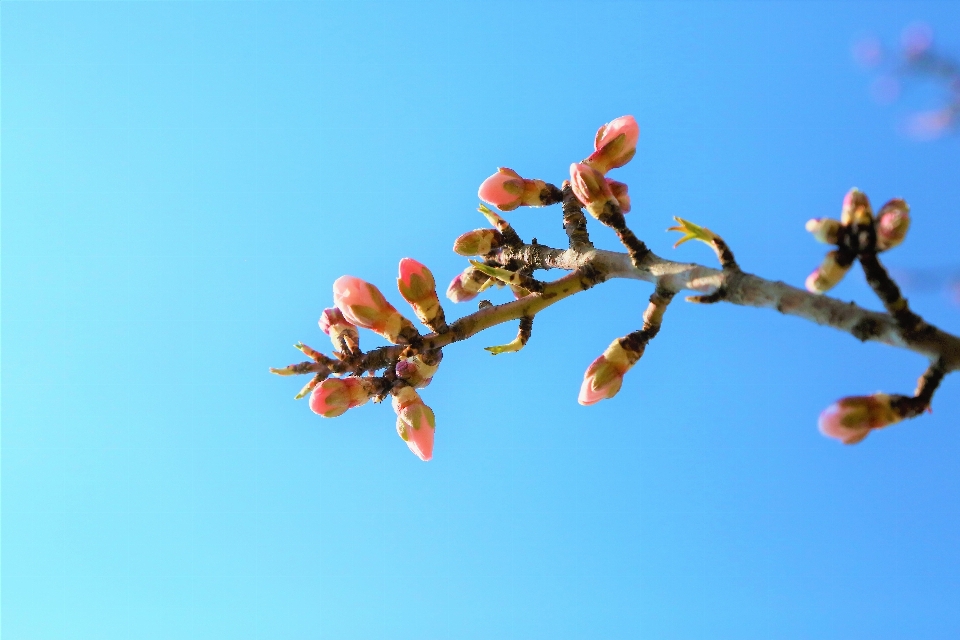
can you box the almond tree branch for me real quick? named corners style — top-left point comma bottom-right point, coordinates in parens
top-left (491, 241), bottom-right (960, 372)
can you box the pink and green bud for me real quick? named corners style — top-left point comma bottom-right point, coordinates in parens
top-left (805, 218), bottom-right (842, 244)
top-left (309, 376), bottom-right (373, 418)
top-left (805, 251), bottom-right (851, 294)
top-left (607, 180), bottom-right (631, 213)
top-left (584, 115), bottom-right (640, 174)
top-left (446, 266), bottom-right (490, 303)
top-left (478, 167), bottom-right (550, 212)
top-left (570, 163), bottom-right (619, 220)
top-left (818, 393), bottom-right (901, 445)
top-left (840, 188), bottom-right (873, 226)
top-left (453, 228), bottom-right (504, 256)
top-left (395, 354), bottom-right (440, 388)
top-left (333, 276), bottom-right (418, 344)
top-left (319, 307), bottom-right (360, 353)
top-left (396, 258), bottom-right (442, 326)
top-left (578, 338), bottom-right (642, 406)
top-left (392, 386), bottom-right (436, 461)
top-left (876, 198), bottom-right (910, 251)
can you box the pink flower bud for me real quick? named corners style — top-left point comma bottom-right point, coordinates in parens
top-left (394, 353), bottom-right (441, 388)
top-left (818, 393), bottom-right (901, 445)
top-left (453, 228), bottom-right (504, 256)
top-left (570, 163), bottom-right (618, 220)
top-left (578, 338), bottom-right (641, 406)
top-left (333, 276), bottom-right (418, 344)
top-left (309, 377), bottom-right (372, 418)
top-left (805, 218), bottom-right (842, 244)
top-left (876, 199), bottom-right (910, 251)
top-left (478, 167), bottom-right (549, 212)
top-left (392, 386), bottom-right (436, 461)
top-left (584, 115), bottom-right (639, 174)
top-left (840, 188), bottom-right (872, 226)
top-left (606, 180), bottom-right (631, 213)
top-left (397, 258), bottom-right (442, 326)
top-left (446, 266), bottom-right (489, 303)
top-left (805, 251), bottom-right (851, 294)
top-left (319, 307), bottom-right (360, 353)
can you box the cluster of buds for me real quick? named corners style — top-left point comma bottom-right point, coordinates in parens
top-left (277, 112), bottom-right (939, 462)
top-left (804, 188), bottom-right (910, 294)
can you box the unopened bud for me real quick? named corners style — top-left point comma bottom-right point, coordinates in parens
top-left (309, 377), bottom-right (373, 418)
top-left (583, 115), bottom-right (639, 174)
top-left (840, 188), bottom-right (873, 226)
top-left (818, 393), bottom-right (901, 445)
top-left (805, 251), bottom-right (851, 294)
top-left (453, 228), bottom-right (504, 256)
top-left (578, 337), bottom-right (643, 406)
top-left (446, 266), bottom-right (490, 303)
top-left (394, 353), bottom-right (441, 388)
top-left (875, 198), bottom-right (910, 251)
top-left (805, 218), bottom-right (842, 244)
top-left (397, 258), bottom-right (442, 327)
top-left (478, 167), bottom-right (550, 211)
top-left (392, 386), bottom-right (436, 461)
top-left (319, 308), bottom-right (360, 353)
top-left (569, 163), bottom-right (618, 220)
top-left (333, 276), bottom-right (419, 344)
top-left (607, 179), bottom-right (631, 213)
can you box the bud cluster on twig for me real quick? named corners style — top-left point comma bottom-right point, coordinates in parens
top-left (272, 114), bottom-right (956, 460)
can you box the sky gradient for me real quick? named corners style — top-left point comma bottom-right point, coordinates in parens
top-left (4, 2), bottom-right (960, 638)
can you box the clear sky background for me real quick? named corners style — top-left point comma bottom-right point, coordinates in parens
top-left (4, 1), bottom-right (960, 638)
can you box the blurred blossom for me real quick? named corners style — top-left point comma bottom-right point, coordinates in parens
top-left (901, 22), bottom-right (933, 59)
top-left (852, 35), bottom-right (883, 67)
top-left (858, 22), bottom-right (958, 140)
top-left (905, 108), bottom-right (954, 140)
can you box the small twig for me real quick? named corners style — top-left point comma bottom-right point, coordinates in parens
top-left (560, 182), bottom-right (593, 249)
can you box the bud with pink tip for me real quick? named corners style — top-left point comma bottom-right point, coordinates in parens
top-left (840, 188), bottom-right (872, 226)
top-left (570, 163), bottom-right (619, 220)
top-left (875, 198), bottom-right (910, 251)
top-left (818, 393), bottom-right (902, 445)
top-left (578, 337), bottom-right (643, 406)
top-left (396, 258), bottom-right (443, 328)
top-left (607, 180), bottom-right (631, 213)
top-left (805, 251), bottom-right (851, 294)
top-left (446, 266), bottom-right (490, 303)
top-left (478, 167), bottom-right (551, 212)
top-left (453, 228), bottom-right (504, 256)
top-left (392, 386), bottom-right (436, 461)
top-left (395, 352), bottom-right (441, 388)
top-left (309, 376), bottom-right (373, 418)
top-left (584, 115), bottom-right (640, 174)
top-left (333, 276), bottom-right (419, 344)
top-left (319, 307), bottom-right (360, 353)
top-left (805, 218), bottom-right (842, 245)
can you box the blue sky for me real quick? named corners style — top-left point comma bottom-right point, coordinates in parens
top-left (4, 2), bottom-right (960, 638)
